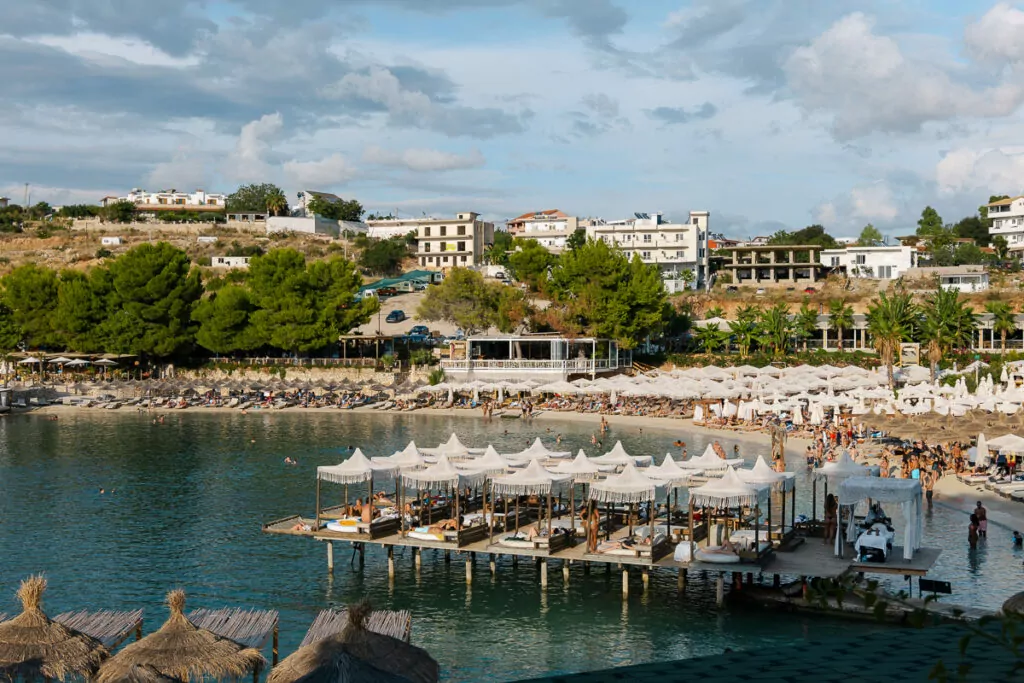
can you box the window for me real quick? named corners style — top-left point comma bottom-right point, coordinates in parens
top-left (676, 251), bottom-right (684, 258)
top-left (457, 226), bottom-right (466, 236)
top-left (830, 256), bottom-right (840, 267)
top-left (643, 234), bottom-right (652, 243)
top-left (461, 255), bottom-right (467, 263)
top-left (457, 241), bottom-right (466, 252)
top-left (440, 226), bottom-right (447, 236)
top-left (855, 254), bottom-right (866, 265)
top-left (440, 242), bottom-right (447, 252)
top-left (698, 248), bottom-right (705, 258)
top-left (424, 226), bottom-right (431, 237)
top-left (675, 234), bottom-right (683, 241)
top-left (424, 243), bottom-right (431, 252)
top-left (878, 265), bottom-right (892, 279)
top-left (692, 217), bottom-right (699, 224)
top-left (641, 251), bottom-right (651, 260)
top-left (442, 256), bottom-right (449, 264)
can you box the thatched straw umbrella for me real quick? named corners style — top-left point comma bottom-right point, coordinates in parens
top-left (0, 575), bottom-right (108, 681)
top-left (95, 590), bottom-right (264, 683)
top-left (268, 604), bottom-right (438, 683)
top-left (1002, 591), bottom-right (1024, 615)
top-left (121, 664), bottom-right (185, 683)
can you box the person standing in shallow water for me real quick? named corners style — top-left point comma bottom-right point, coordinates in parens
top-left (975, 501), bottom-right (988, 538)
top-left (969, 513), bottom-right (980, 548)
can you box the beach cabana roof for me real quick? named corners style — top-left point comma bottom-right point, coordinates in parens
top-left (491, 459), bottom-right (570, 496)
top-left (737, 455), bottom-right (796, 492)
top-left (588, 462), bottom-right (659, 504)
top-left (371, 442), bottom-right (426, 469)
top-left (549, 450), bottom-right (609, 479)
top-left (317, 449), bottom-right (395, 485)
top-left (17, 357), bottom-right (40, 364)
top-left (268, 603), bottom-right (438, 683)
top-left (401, 454), bottom-right (485, 490)
top-left (420, 433), bottom-right (482, 458)
top-left (678, 444), bottom-right (744, 471)
top-left (814, 450), bottom-right (872, 482)
top-left (457, 445), bottom-right (510, 476)
top-left (690, 466), bottom-right (769, 508)
top-left (647, 453), bottom-right (699, 487)
top-left (591, 441), bottom-right (653, 467)
top-left (0, 576), bottom-right (108, 681)
top-left (95, 590), bottom-right (264, 683)
top-left (504, 437), bottom-right (571, 461)
top-left (988, 433), bottom-right (1024, 453)
top-left (838, 477), bottom-right (923, 560)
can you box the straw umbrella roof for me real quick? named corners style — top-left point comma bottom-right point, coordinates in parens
top-left (0, 576), bottom-right (108, 681)
top-left (268, 603), bottom-right (438, 683)
top-left (95, 590), bottom-right (264, 683)
top-left (1002, 591), bottom-right (1024, 615)
top-left (120, 664), bottom-right (185, 682)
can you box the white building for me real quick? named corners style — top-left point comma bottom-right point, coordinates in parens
top-left (0, 197), bottom-right (8, 209)
top-left (506, 209), bottom-right (579, 252)
top-left (938, 267), bottom-right (989, 293)
top-left (819, 245), bottom-right (918, 279)
top-left (364, 217), bottom-right (424, 240)
top-left (585, 211), bottom-right (710, 292)
top-left (266, 215), bottom-right (363, 237)
top-left (393, 212), bottom-right (495, 269)
top-left (294, 190), bottom-right (344, 218)
top-left (986, 196), bottom-right (1024, 250)
top-left (101, 189), bottom-right (226, 212)
top-left (100, 236), bottom-right (123, 246)
top-left (211, 255), bottom-right (251, 269)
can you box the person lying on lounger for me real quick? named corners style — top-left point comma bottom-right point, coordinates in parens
top-left (291, 522), bottom-right (312, 531)
top-left (427, 518), bottom-right (460, 534)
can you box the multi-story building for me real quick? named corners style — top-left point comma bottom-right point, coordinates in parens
top-left (378, 212), bottom-right (496, 269)
top-left (506, 209), bottom-right (579, 251)
top-left (294, 190), bottom-right (341, 218)
top-left (0, 197), bottom-right (8, 209)
top-left (101, 189), bottom-right (226, 212)
top-left (364, 216), bottom-right (427, 240)
top-left (986, 196), bottom-right (1024, 251)
top-left (820, 245), bottom-right (918, 280)
top-left (584, 211), bottom-right (710, 292)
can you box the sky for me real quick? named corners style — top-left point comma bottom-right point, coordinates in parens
top-left (2, 0), bottom-right (1024, 239)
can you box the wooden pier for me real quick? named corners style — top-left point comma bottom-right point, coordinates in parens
top-left (263, 512), bottom-right (942, 607)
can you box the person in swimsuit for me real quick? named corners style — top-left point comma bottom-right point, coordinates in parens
top-left (968, 513), bottom-right (979, 548)
top-left (823, 494), bottom-right (838, 545)
top-left (975, 501), bottom-right (988, 538)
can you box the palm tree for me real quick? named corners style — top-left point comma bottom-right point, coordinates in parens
top-left (828, 299), bottom-right (855, 351)
top-left (866, 291), bottom-right (917, 390)
top-left (693, 322), bottom-right (728, 357)
top-left (985, 300), bottom-right (1017, 352)
top-left (757, 302), bottom-right (792, 357)
top-left (729, 305), bottom-right (759, 357)
top-left (266, 189), bottom-right (287, 217)
top-left (793, 302), bottom-right (819, 351)
top-left (918, 288), bottom-right (978, 382)
top-left (705, 305), bottom-right (725, 320)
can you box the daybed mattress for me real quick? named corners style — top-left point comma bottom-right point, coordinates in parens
top-left (326, 519), bottom-right (362, 533)
top-left (695, 546), bottom-right (741, 563)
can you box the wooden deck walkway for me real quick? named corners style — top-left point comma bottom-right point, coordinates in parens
top-left (54, 609), bottom-right (144, 649)
top-left (299, 608), bottom-right (412, 647)
top-left (188, 608), bottom-right (280, 664)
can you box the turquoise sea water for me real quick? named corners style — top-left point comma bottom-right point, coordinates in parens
top-left (0, 411), bottom-right (1018, 681)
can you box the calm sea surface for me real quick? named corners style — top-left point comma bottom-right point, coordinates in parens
top-left (0, 411), bottom-right (1019, 681)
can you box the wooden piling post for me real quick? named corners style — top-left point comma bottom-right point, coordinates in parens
top-left (445, 550), bottom-right (451, 564)
top-left (512, 556), bottom-right (518, 568)
top-left (466, 557), bottom-right (473, 585)
top-left (562, 560), bottom-right (569, 583)
top-left (678, 568), bottom-right (687, 590)
top-left (414, 548), bottom-right (421, 570)
top-left (716, 574), bottom-right (725, 606)
top-left (584, 561), bottom-right (590, 575)
top-left (358, 543), bottom-right (365, 568)
top-left (642, 568), bottom-right (649, 591)
top-left (387, 546), bottom-right (395, 579)
top-left (489, 555), bottom-right (496, 576)
top-left (540, 560), bottom-right (548, 588)
top-left (622, 568), bottom-right (629, 598)
top-left (773, 574), bottom-right (781, 588)
top-left (327, 542), bottom-right (334, 572)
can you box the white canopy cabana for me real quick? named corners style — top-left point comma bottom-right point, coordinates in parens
top-left (459, 445), bottom-right (512, 475)
top-left (504, 437), bottom-right (571, 461)
top-left (837, 477), bottom-right (923, 561)
top-left (420, 433), bottom-right (483, 459)
top-left (401, 454), bottom-right (485, 490)
top-left (590, 441), bottom-right (653, 467)
top-left (813, 450), bottom-right (871, 483)
top-left (491, 459), bottom-right (571, 496)
top-left (737, 455), bottom-right (795, 493)
top-left (314, 449), bottom-right (398, 530)
top-left (689, 466), bottom-right (769, 509)
top-left (988, 433), bottom-right (1024, 454)
top-left (371, 441), bottom-right (427, 469)
top-left (549, 450), bottom-right (609, 479)
top-left (588, 462), bottom-right (660, 504)
top-left (647, 453), bottom-right (699, 487)
top-left (678, 444), bottom-right (743, 473)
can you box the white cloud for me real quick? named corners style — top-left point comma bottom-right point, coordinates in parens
top-left (936, 146), bottom-right (1024, 195)
top-left (362, 146), bottom-right (485, 172)
top-left (323, 67), bottom-right (434, 118)
top-left (145, 142), bottom-right (213, 191)
top-left (30, 32), bottom-right (201, 67)
top-left (224, 113), bottom-right (283, 183)
top-left (965, 2), bottom-right (1024, 64)
top-left (784, 12), bottom-right (1024, 139)
top-left (283, 153), bottom-right (357, 188)
top-left (814, 181), bottom-right (901, 231)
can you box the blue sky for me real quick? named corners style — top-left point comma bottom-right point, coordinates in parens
top-left (2, 0), bottom-right (1024, 239)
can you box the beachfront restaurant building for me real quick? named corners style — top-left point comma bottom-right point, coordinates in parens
top-left (440, 334), bottom-right (629, 381)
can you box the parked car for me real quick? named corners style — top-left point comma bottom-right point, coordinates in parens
top-left (493, 271), bottom-right (506, 280)
top-left (407, 325), bottom-right (430, 343)
top-left (804, 286), bottom-right (817, 294)
top-left (385, 310), bottom-right (406, 323)
top-left (377, 287), bottom-right (398, 297)
top-left (413, 282), bottom-right (427, 291)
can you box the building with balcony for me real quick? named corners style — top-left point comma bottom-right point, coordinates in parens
top-left (439, 334), bottom-right (629, 381)
top-left (585, 211), bottom-right (710, 292)
top-left (820, 245), bottom-right (918, 279)
top-left (101, 189), bottom-right (226, 212)
top-left (505, 209), bottom-right (578, 252)
top-left (403, 212), bottom-right (495, 268)
top-left (986, 196), bottom-right (1024, 250)
top-left (721, 245), bottom-right (824, 285)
